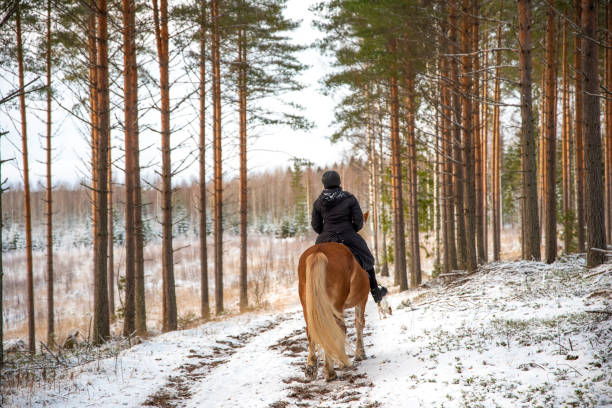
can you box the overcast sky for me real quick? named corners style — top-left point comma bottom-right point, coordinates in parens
top-left (0, 0), bottom-right (351, 189)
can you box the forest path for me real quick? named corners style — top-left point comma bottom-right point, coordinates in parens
top-left (141, 305), bottom-right (380, 408)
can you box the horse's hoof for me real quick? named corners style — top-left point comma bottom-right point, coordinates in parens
top-left (354, 352), bottom-right (366, 361)
top-left (305, 365), bottom-right (317, 381)
top-left (325, 371), bottom-right (337, 382)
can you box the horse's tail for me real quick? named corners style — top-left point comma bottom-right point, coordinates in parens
top-left (304, 252), bottom-right (349, 367)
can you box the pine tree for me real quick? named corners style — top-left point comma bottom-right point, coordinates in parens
top-left (517, 0), bottom-right (541, 261)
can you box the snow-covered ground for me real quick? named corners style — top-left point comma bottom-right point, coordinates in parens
top-left (3, 256), bottom-right (611, 407)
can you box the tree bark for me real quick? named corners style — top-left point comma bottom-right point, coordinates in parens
top-left (152, 0), bottom-right (177, 331)
top-left (492, 24), bottom-right (502, 261)
top-left (405, 72), bottom-right (421, 286)
top-left (517, 0), bottom-right (541, 261)
top-left (94, 0), bottom-right (111, 344)
top-left (543, 4), bottom-right (558, 264)
top-left (562, 12), bottom-right (573, 253)
top-left (388, 39), bottom-right (408, 291)
top-left (45, 0), bottom-right (55, 347)
top-left (441, 55), bottom-right (457, 272)
top-left (212, 0), bottom-right (224, 313)
top-left (449, 3), bottom-right (468, 269)
top-left (199, 2), bottom-right (210, 320)
top-left (574, 0), bottom-right (585, 252)
top-left (122, 0), bottom-right (137, 336)
top-left (238, 26), bottom-right (248, 312)
top-left (605, 2), bottom-right (612, 244)
top-left (472, 1), bottom-right (485, 264)
top-left (16, 2), bottom-right (36, 354)
top-left (461, 0), bottom-right (477, 272)
top-left (581, 0), bottom-right (607, 266)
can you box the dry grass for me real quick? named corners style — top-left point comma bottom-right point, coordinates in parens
top-left (2, 234), bottom-right (309, 348)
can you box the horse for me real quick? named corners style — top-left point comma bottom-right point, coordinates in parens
top-left (297, 214), bottom-right (371, 381)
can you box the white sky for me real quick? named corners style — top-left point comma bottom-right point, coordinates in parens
top-left (0, 0), bottom-right (352, 189)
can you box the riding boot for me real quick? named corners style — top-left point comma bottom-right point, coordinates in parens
top-left (365, 267), bottom-right (387, 303)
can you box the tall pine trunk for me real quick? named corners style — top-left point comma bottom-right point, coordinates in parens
top-left (107, 147), bottom-right (114, 321)
top-left (517, 0), bottom-right (541, 261)
top-left (472, 2), bottom-right (485, 264)
top-left (93, 0), bottom-right (111, 344)
top-left (122, 0), bottom-right (137, 336)
top-left (449, 3), bottom-right (468, 269)
top-left (574, 0), bottom-right (585, 252)
top-left (441, 55), bottom-right (457, 272)
top-left (238, 27), bottom-right (248, 311)
top-left (605, 2), bottom-right (612, 244)
top-left (581, 0), bottom-right (606, 266)
top-left (212, 0), bottom-right (224, 313)
top-left (388, 39), bottom-right (408, 290)
top-left (405, 72), bottom-right (421, 286)
top-left (45, 0), bottom-right (54, 346)
top-left (461, 0), bottom-right (477, 272)
top-left (492, 24), bottom-right (502, 260)
top-left (199, 2), bottom-right (209, 320)
top-left (131, 1), bottom-right (146, 335)
top-left (543, 4), bottom-right (558, 264)
top-left (16, 2), bottom-right (35, 354)
top-left (561, 13), bottom-right (573, 253)
top-left (153, 0), bottom-right (177, 331)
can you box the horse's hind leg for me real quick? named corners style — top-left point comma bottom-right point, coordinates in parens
top-left (323, 352), bottom-right (337, 381)
top-left (354, 301), bottom-right (367, 361)
top-left (305, 330), bottom-right (317, 380)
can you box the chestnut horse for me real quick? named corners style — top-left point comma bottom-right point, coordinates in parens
top-left (297, 216), bottom-right (371, 381)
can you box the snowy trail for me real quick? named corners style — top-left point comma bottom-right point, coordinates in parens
top-left (5, 257), bottom-right (611, 407)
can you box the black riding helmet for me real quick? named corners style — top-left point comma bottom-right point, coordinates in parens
top-left (322, 170), bottom-right (341, 189)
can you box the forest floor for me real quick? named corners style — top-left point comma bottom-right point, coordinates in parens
top-left (2, 255), bottom-right (611, 407)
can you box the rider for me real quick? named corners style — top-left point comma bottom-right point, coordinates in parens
top-left (311, 170), bottom-right (388, 303)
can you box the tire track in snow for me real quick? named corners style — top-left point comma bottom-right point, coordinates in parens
top-left (268, 310), bottom-right (381, 408)
top-left (142, 314), bottom-right (294, 407)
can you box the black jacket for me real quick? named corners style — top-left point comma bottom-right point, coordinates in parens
top-left (311, 187), bottom-right (374, 271)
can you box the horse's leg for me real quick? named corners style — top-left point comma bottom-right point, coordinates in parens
top-left (323, 351), bottom-right (337, 381)
top-left (354, 300), bottom-right (367, 361)
top-left (305, 327), bottom-right (317, 380)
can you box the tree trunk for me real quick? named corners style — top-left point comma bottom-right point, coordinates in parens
top-left (517, 0), bottom-right (541, 261)
top-left (0, 144), bottom-right (3, 364)
top-left (574, 0), bottom-right (585, 252)
top-left (152, 0), bottom-right (177, 331)
top-left (45, 0), bottom-right (54, 347)
top-left (441, 55), bottom-right (457, 272)
top-left (199, 2), bottom-right (210, 320)
top-left (461, 0), bottom-right (477, 272)
top-left (562, 13), bottom-right (573, 253)
top-left (378, 115), bottom-right (389, 277)
top-left (405, 72), bottom-right (421, 286)
top-left (122, 0), bottom-right (137, 337)
top-left (132, 1), bottom-right (146, 336)
top-left (581, 0), bottom-right (607, 266)
top-left (388, 39), bottom-right (408, 291)
top-left (238, 27), bottom-right (248, 312)
top-left (481, 33), bottom-right (488, 263)
top-left (472, 1), bottom-right (485, 264)
top-left (212, 0), bottom-right (224, 313)
top-left (605, 2), bottom-right (612, 244)
top-left (16, 3), bottom-right (36, 354)
top-left (492, 24), bottom-right (502, 261)
top-left (449, 3), bottom-right (468, 269)
top-left (107, 146), bottom-right (114, 321)
top-left (544, 4), bottom-right (558, 264)
top-left (94, 0), bottom-right (111, 344)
